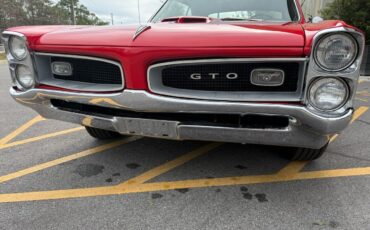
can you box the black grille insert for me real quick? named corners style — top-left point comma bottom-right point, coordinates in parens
top-left (51, 57), bottom-right (122, 85)
top-left (162, 62), bottom-right (300, 92)
top-left (51, 100), bottom-right (290, 130)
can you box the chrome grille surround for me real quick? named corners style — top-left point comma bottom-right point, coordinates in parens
top-left (34, 53), bottom-right (125, 92)
top-left (148, 58), bottom-right (308, 102)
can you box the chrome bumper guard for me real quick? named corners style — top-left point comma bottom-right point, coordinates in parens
top-left (10, 88), bottom-right (354, 149)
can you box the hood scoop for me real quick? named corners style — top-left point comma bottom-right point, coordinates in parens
top-left (161, 16), bottom-right (211, 23)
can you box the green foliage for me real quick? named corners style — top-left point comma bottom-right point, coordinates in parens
top-left (0, 0), bottom-right (108, 32)
top-left (321, 0), bottom-right (370, 44)
top-left (54, 0), bottom-right (109, 25)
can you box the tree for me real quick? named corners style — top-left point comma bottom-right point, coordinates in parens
top-left (321, 0), bottom-right (370, 44)
top-left (0, 0), bottom-right (108, 33)
top-left (54, 0), bottom-right (108, 26)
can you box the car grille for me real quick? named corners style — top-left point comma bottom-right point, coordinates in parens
top-left (51, 57), bottom-right (122, 85)
top-left (162, 62), bottom-right (300, 92)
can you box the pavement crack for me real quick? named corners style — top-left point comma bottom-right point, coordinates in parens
top-left (357, 119), bottom-right (370, 126)
top-left (329, 151), bottom-right (370, 162)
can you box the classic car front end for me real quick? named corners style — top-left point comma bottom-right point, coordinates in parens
top-left (1, 0), bottom-right (365, 161)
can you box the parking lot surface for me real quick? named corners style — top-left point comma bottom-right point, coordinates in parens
top-left (1, 61), bottom-right (370, 229)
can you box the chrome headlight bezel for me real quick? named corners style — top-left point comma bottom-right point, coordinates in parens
top-left (8, 35), bottom-right (29, 61)
top-left (304, 27), bottom-right (365, 116)
top-left (2, 31), bottom-right (37, 91)
top-left (313, 32), bottom-right (359, 72)
top-left (308, 77), bottom-right (350, 112)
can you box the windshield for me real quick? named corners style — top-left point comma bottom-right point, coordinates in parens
top-left (151, 0), bottom-right (299, 22)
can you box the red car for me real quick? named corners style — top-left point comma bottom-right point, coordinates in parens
top-left (1, 0), bottom-right (365, 161)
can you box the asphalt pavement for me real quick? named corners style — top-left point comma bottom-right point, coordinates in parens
top-left (1, 61), bottom-right (370, 229)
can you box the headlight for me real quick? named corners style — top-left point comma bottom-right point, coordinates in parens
top-left (309, 78), bottom-right (349, 111)
top-left (314, 33), bottom-right (358, 71)
top-left (15, 65), bottom-right (35, 89)
top-left (9, 36), bottom-right (28, 60)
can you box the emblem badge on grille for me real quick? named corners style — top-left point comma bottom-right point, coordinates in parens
top-left (190, 73), bottom-right (239, 80)
top-left (250, 69), bottom-right (285, 86)
top-left (51, 62), bottom-right (73, 76)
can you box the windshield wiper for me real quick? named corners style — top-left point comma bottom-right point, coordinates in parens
top-left (220, 18), bottom-right (263, 21)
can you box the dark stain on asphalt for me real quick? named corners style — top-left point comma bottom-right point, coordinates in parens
top-left (329, 221), bottom-right (340, 228)
top-left (112, 173), bottom-right (121, 177)
top-left (151, 193), bottom-right (163, 199)
top-left (106, 178), bottom-right (113, 183)
top-left (126, 163), bottom-right (141, 169)
top-left (240, 186), bottom-right (248, 192)
top-left (73, 164), bottom-right (104, 177)
top-left (312, 221), bottom-right (339, 228)
top-left (215, 189), bottom-right (221, 193)
top-left (175, 188), bottom-right (190, 194)
top-left (243, 193), bottom-right (253, 200)
top-left (235, 165), bottom-right (248, 170)
top-left (255, 194), bottom-right (268, 203)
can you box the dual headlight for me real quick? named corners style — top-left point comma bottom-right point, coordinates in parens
top-left (308, 33), bottom-right (358, 112)
top-left (309, 78), bottom-right (349, 111)
top-left (7, 35), bottom-right (35, 90)
top-left (9, 36), bottom-right (29, 61)
top-left (314, 33), bottom-right (358, 71)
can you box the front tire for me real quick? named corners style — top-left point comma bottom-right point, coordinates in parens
top-left (85, 127), bottom-right (122, 140)
top-left (283, 143), bottom-right (329, 161)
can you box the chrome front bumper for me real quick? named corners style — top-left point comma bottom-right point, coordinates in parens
top-left (10, 88), bottom-right (354, 149)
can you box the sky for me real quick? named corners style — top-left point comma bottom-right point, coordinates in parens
top-left (78, 0), bottom-right (165, 24)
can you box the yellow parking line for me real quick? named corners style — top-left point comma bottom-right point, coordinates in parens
top-left (129, 166), bottom-right (370, 193)
top-left (0, 143), bottom-right (222, 203)
top-left (351, 106), bottom-right (369, 122)
top-left (0, 186), bottom-right (123, 203)
top-left (0, 137), bottom-right (140, 184)
top-left (0, 127), bottom-right (84, 150)
top-left (277, 161), bottom-right (308, 176)
top-left (330, 106), bottom-right (368, 144)
top-left (0, 116), bottom-right (45, 146)
top-left (276, 106), bottom-right (369, 175)
top-left (0, 107), bottom-right (367, 203)
top-left (357, 91), bottom-right (370, 97)
top-left (356, 98), bottom-right (368, 102)
top-left (117, 143), bottom-right (222, 187)
top-left (4, 165), bottom-right (370, 203)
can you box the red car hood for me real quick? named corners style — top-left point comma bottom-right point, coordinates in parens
top-left (31, 22), bottom-right (304, 48)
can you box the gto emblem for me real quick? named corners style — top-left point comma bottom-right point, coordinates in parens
top-left (190, 73), bottom-right (238, 80)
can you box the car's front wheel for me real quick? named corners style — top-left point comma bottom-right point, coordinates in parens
top-left (283, 143), bottom-right (329, 161)
top-left (85, 127), bottom-right (123, 140)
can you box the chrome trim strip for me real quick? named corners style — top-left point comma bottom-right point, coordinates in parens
top-left (293, 0), bottom-right (302, 23)
top-left (148, 0), bottom-right (168, 23)
top-left (35, 52), bottom-right (125, 91)
top-left (148, 58), bottom-right (308, 102)
top-left (150, 58), bottom-right (308, 66)
top-left (133, 25), bottom-right (152, 40)
top-left (2, 31), bottom-right (27, 38)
